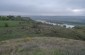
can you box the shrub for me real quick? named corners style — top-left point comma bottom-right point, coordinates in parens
top-left (5, 23), bottom-right (9, 27)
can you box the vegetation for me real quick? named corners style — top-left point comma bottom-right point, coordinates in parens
top-left (0, 16), bottom-right (85, 41)
top-left (0, 16), bottom-right (85, 55)
top-left (0, 37), bottom-right (85, 55)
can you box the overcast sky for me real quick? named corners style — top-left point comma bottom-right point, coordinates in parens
top-left (0, 0), bottom-right (85, 16)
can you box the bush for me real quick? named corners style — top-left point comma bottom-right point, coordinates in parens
top-left (5, 23), bottom-right (9, 27)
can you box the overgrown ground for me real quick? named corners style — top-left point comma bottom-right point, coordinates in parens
top-left (0, 20), bottom-right (85, 41)
top-left (0, 16), bottom-right (85, 55)
top-left (0, 37), bottom-right (85, 55)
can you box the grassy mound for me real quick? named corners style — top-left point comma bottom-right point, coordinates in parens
top-left (0, 37), bottom-right (85, 55)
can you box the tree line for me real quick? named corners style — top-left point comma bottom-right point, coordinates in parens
top-left (0, 15), bottom-right (30, 21)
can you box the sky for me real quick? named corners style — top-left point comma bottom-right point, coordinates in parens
top-left (0, 0), bottom-right (85, 16)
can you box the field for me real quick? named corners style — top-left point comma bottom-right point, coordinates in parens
top-left (0, 37), bottom-right (85, 55)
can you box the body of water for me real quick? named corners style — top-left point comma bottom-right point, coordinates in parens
top-left (36, 20), bottom-right (75, 28)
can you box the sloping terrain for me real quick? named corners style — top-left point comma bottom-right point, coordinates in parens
top-left (0, 16), bottom-right (85, 55)
top-left (0, 16), bottom-right (85, 41)
top-left (0, 37), bottom-right (85, 55)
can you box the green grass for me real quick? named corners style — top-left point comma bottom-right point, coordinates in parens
top-left (0, 21), bottom-right (35, 41)
top-left (0, 21), bottom-right (34, 27)
top-left (0, 20), bottom-right (85, 41)
top-left (0, 21), bottom-right (20, 27)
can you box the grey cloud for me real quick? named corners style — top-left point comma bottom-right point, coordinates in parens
top-left (0, 0), bottom-right (85, 16)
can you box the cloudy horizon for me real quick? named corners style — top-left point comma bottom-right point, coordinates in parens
top-left (0, 0), bottom-right (85, 16)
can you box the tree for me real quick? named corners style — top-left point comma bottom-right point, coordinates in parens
top-left (7, 15), bottom-right (15, 20)
top-left (16, 16), bottom-right (22, 21)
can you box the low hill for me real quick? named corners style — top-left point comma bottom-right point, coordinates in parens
top-left (0, 37), bottom-right (85, 55)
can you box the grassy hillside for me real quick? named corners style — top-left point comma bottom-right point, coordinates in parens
top-left (0, 16), bottom-right (85, 41)
top-left (0, 37), bottom-right (85, 55)
top-left (0, 21), bottom-right (22, 27)
top-left (0, 16), bottom-right (85, 55)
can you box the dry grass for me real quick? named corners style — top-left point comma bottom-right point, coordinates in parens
top-left (0, 37), bottom-right (85, 55)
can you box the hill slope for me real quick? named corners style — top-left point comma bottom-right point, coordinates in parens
top-left (0, 16), bottom-right (85, 41)
top-left (0, 37), bottom-right (85, 55)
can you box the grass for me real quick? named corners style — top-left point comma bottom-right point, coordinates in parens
top-left (0, 20), bottom-right (36, 41)
top-left (0, 37), bottom-right (85, 55)
top-left (0, 20), bottom-right (85, 41)
top-left (0, 17), bottom-right (85, 55)
top-left (0, 21), bottom-right (34, 27)
top-left (0, 21), bottom-right (21, 27)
